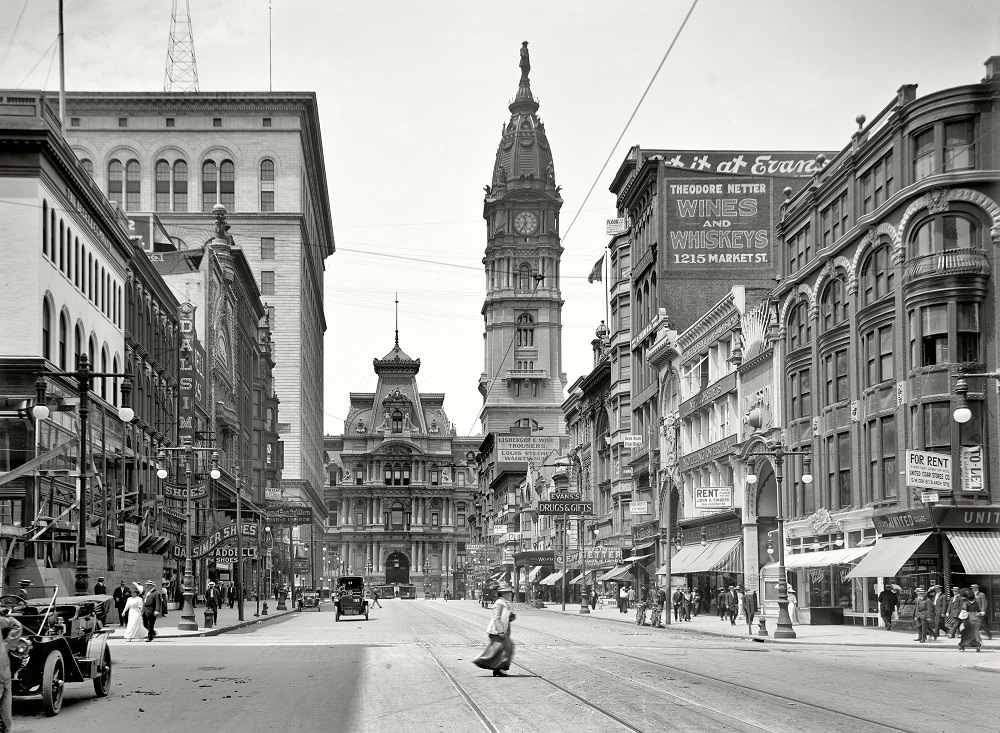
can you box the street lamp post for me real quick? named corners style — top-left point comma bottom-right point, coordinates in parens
top-left (32, 356), bottom-right (134, 596)
top-left (157, 446), bottom-right (221, 631)
top-left (423, 558), bottom-right (430, 599)
top-left (745, 439), bottom-right (812, 640)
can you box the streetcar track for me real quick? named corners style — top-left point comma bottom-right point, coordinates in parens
top-left (401, 601), bottom-right (646, 732)
top-left (410, 601), bottom-right (916, 733)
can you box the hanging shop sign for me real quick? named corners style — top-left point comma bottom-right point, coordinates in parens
top-left (905, 450), bottom-right (951, 491)
top-left (695, 487), bottom-right (732, 509)
top-left (191, 522), bottom-right (259, 559)
top-left (496, 436), bottom-right (559, 465)
top-left (932, 506), bottom-right (1000, 530)
top-left (873, 508), bottom-right (934, 535)
top-left (162, 481), bottom-right (208, 500)
top-left (215, 546), bottom-right (257, 560)
top-left (553, 492), bottom-right (581, 501)
top-left (264, 503), bottom-right (313, 525)
top-left (629, 501), bottom-right (649, 514)
top-left (538, 501), bottom-right (594, 516)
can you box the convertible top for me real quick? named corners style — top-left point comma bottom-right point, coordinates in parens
top-left (23, 594), bottom-right (114, 608)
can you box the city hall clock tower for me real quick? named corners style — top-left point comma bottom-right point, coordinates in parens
top-left (478, 42), bottom-right (567, 435)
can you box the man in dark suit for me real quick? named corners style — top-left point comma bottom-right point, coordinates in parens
top-left (740, 588), bottom-right (758, 634)
top-left (877, 582), bottom-right (898, 630)
top-left (112, 579), bottom-right (129, 626)
top-left (142, 581), bottom-right (165, 642)
top-left (94, 576), bottom-right (107, 595)
top-left (726, 586), bottom-right (740, 625)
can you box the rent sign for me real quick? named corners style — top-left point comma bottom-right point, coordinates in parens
top-left (905, 450), bottom-right (952, 491)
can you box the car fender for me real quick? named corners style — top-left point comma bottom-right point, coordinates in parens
top-left (86, 630), bottom-right (111, 673)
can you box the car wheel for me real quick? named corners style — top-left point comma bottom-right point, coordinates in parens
top-left (93, 646), bottom-right (112, 697)
top-left (41, 650), bottom-right (65, 716)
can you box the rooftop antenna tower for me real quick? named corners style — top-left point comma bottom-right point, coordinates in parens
top-left (164, 0), bottom-right (200, 92)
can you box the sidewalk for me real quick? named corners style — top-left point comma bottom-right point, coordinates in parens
top-left (534, 600), bottom-right (999, 671)
top-left (106, 599), bottom-right (309, 639)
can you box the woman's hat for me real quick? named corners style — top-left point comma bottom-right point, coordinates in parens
top-left (133, 582), bottom-right (144, 591)
top-left (496, 581), bottom-right (513, 594)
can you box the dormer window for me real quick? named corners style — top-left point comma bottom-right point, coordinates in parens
top-left (430, 464), bottom-right (440, 485)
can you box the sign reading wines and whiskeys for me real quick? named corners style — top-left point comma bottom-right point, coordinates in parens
top-left (538, 501), bottom-right (594, 516)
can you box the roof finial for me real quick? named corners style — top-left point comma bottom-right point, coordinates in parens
top-left (394, 292), bottom-right (399, 348)
top-left (519, 41), bottom-right (530, 82)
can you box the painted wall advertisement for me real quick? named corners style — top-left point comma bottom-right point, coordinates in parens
top-left (666, 177), bottom-right (773, 270)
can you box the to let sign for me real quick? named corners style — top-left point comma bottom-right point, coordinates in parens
top-left (961, 446), bottom-right (984, 492)
top-left (538, 501), bottom-right (594, 516)
top-left (905, 450), bottom-right (952, 491)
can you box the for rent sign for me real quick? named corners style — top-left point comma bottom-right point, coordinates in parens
top-left (905, 450), bottom-right (952, 491)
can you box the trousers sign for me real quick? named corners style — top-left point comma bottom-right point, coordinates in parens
top-left (905, 450), bottom-right (951, 491)
top-left (538, 501), bottom-right (594, 516)
top-left (192, 522), bottom-right (259, 559)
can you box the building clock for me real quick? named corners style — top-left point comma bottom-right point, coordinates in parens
top-left (513, 211), bottom-right (539, 235)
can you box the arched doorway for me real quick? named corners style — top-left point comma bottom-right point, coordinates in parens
top-left (384, 551), bottom-right (410, 585)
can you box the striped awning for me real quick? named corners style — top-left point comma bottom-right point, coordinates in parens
top-left (527, 566), bottom-right (544, 583)
top-left (847, 533), bottom-right (932, 579)
top-left (947, 531), bottom-right (1000, 575)
top-left (595, 565), bottom-right (635, 583)
top-left (712, 539), bottom-right (743, 574)
top-left (539, 571), bottom-right (564, 586)
top-left (764, 546), bottom-right (871, 571)
top-left (656, 543), bottom-right (707, 575)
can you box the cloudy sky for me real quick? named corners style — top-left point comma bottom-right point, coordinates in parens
top-left (2, 0), bottom-right (998, 438)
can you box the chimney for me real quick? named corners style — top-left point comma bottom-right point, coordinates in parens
top-left (984, 56), bottom-right (1000, 83)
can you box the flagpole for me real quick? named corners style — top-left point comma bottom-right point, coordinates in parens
top-left (604, 247), bottom-right (610, 331)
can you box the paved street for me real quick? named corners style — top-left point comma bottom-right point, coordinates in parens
top-left (14, 599), bottom-right (997, 733)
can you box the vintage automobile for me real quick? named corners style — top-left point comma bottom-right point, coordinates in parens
top-left (2, 592), bottom-right (113, 716)
top-left (333, 576), bottom-right (368, 621)
top-left (301, 589), bottom-right (320, 608)
top-left (480, 582), bottom-right (498, 608)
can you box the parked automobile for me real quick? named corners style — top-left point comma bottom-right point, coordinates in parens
top-left (480, 583), bottom-right (498, 608)
top-left (333, 576), bottom-right (369, 621)
top-left (2, 591), bottom-right (113, 716)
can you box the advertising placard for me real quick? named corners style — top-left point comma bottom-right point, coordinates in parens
top-left (695, 486), bottom-right (733, 509)
top-left (666, 177), bottom-right (773, 271)
top-left (629, 501), bottom-right (649, 514)
top-left (905, 450), bottom-right (952, 491)
top-left (622, 434), bottom-right (643, 448)
top-left (606, 217), bottom-right (630, 236)
top-left (538, 501), bottom-right (594, 516)
top-left (492, 525), bottom-right (508, 535)
top-left (496, 435), bottom-right (559, 465)
top-left (961, 446), bottom-right (984, 491)
top-left (215, 546), bottom-right (258, 560)
top-left (123, 522), bottom-right (139, 553)
top-left (920, 492), bottom-right (939, 504)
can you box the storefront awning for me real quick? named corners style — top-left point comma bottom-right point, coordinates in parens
top-left (631, 540), bottom-right (656, 553)
top-left (539, 571), bottom-right (564, 586)
top-left (685, 538), bottom-right (742, 574)
top-left (763, 545), bottom-right (871, 571)
top-left (595, 565), bottom-right (635, 583)
top-left (655, 544), bottom-right (708, 575)
top-left (527, 566), bottom-right (544, 583)
top-left (624, 553), bottom-right (653, 564)
top-left (947, 531), bottom-right (1000, 575)
top-left (570, 572), bottom-right (589, 585)
top-left (847, 533), bottom-right (932, 579)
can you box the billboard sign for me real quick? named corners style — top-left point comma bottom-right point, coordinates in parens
top-left (497, 435), bottom-right (559, 465)
top-left (695, 486), bottom-right (733, 509)
top-left (666, 177), bottom-right (773, 271)
top-left (538, 501), bottom-right (594, 516)
top-left (905, 450), bottom-right (952, 491)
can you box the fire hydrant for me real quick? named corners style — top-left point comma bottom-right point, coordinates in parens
top-left (262, 601), bottom-right (269, 615)
top-left (204, 608), bottom-right (216, 628)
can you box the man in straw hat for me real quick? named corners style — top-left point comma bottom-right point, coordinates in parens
top-left (141, 581), bottom-right (164, 642)
top-left (913, 587), bottom-right (932, 643)
top-left (473, 581), bottom-right (516, 677)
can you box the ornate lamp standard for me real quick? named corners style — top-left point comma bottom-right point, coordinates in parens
top-left (423, 557), bottom-right (430, 599)
top-left (157, 447), bottom-right (220, 630)
top-left (32, 356), bottom-right (134, 596)
top-left (745, 440), bottom-right (812, 639)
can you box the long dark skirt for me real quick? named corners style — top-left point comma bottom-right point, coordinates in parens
top-left (472, 633), bottom-right (514, 671)
top-left (959, 615), bottom-right (982, 648)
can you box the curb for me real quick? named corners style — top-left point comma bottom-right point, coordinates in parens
top-left (536, 604), bottom-right (997, 650)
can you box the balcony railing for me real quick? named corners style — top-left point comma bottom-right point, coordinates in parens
top-left (504, 369), bottom-right (549, 382)
top-left (903, 248), bottom-right (990, 283)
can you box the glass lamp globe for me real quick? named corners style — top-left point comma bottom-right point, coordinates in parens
top-left (118, 406), bottom-right (135, 423)
top-left (953, 406), bottom-right (972, 423)
top-left (156, 468), bottom-right (168, 479)
top-left (210, 468), bottom-right (221, 480)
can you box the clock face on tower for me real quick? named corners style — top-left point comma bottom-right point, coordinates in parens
top-left (513, 211), bottom-right (539, 235)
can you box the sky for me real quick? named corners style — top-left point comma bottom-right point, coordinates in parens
top-left (2, 0), bottom-right (999, 439)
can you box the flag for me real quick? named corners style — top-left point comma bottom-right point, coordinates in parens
top-left (587, 254), bottom-right (604, 283)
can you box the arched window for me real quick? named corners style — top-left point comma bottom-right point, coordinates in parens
top-left (80, 158), bottom-right (93, 177)
top-left (862, 244), bottom-right (895, 306)
top-left (58, 312), bottom-right (67, 369)
top-left (58, 220), bottom-right (64, 273)
top-left (518, 263), bottom-right (531, 291)
top-left (42, 201), bottom-right (48, 257)
top-left (219, 160), bottom-right (235, 209)
top-left (786, 301), bottom-right (811, 351)
top-left (87, 253), bottom-right (93, 300)
top-left (107, 160), bottom-right (123, 207)
top-left (112, 355), bottom-right (120, 406)
top-left (260, 159), bottom-right (274, 182)
top-left (42, 298), bottom-right (51, 361)
top-left (155, 160), bottom-right (171, 211)
top-left (100, 346), bottom-right (109, 399)
top-left (517, 313), bottom-right (534, 347)
top-left (125, 160), bottom-right (141, 211)
top-left (820, 278), bottom-right (849, 331)
top-left (173, 160), bottom-right (188, 212)
top-left (910, 214), bottom-right (979, 258)
top-left (391, 410), bottom-right (403, 433)
top-left (202, 161), bottom-right (218, 210)
top-left (88, 335), bottom-right (97, 374)
top-left (74, 238), bottom-right (80, 287)
top-left (75, 323), bottom-right (85, 366)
